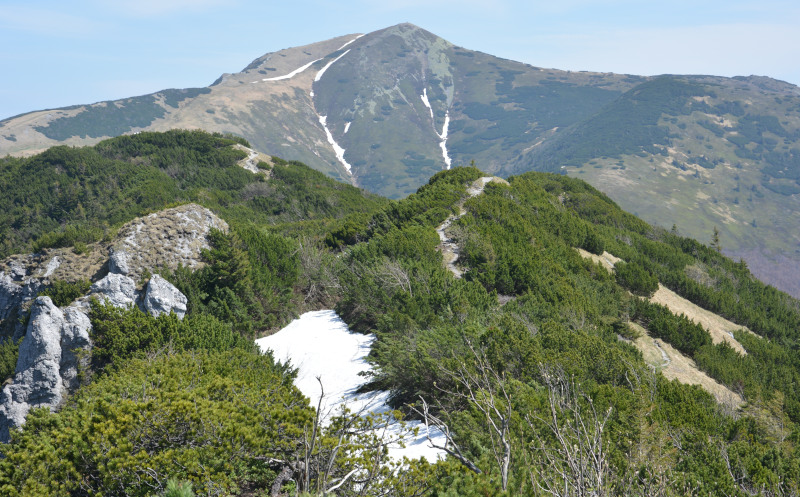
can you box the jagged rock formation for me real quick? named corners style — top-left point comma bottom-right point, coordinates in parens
top-left (90, 273), bottom-right (137, 308)
top-left (0, 272), bottom-right (39, 323)
top-left (110, 204), bottom-right (228, 281)
top-left (0, 297), bottom-right (91, 441)
top-left (0, 203), bottom-right (224, 441)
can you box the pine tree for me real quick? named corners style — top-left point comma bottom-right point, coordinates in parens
top-left (711, 225), bottom-right (721, 252)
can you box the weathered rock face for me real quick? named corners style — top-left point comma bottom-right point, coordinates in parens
top-left (0, 204), bottom-right (213, 441)
top-left (143, 274), bottom-right (188, 319)
top-left (60, 307), bottom-right (92, 391)
top-left (0, 270), bottom-right (44, 340)
top-left (0, 271), bottom-right (43, 320)
top-left (108, 247), bottom-right (130, 275)
top-left (90, 273), bottom-right (137, 308)
top-left (0, 297), bottom-right (91, 441)
top-left (0, 272), bottom-right (23, 322)
top-left (111, 203), bottom-right (228, 280)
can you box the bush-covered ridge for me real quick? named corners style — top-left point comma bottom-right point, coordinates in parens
top-left (0, 130), bottom-right (388, 259)
top-left (1, 134), bottom-right (800, 495)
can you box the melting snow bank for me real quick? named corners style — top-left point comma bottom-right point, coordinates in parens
top-left (439, 112), bottom-right (452, 169)
top-left (420, 89), bottom-right (434, 121)
top-left (259, 58), bottom-right (322, 82)
top-left (338, 34), bottom-right (365, 51)
top-left (256, 310), bottom-right (446, 462)
top-left (420, 89), bottom-right (452, 169)
top-left (319, 115), bottom-right (353, 174)
top-left (314, 49), bottom-right (351, 82)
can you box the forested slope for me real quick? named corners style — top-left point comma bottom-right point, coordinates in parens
top-left (0, 132), bottom-right (799, 495)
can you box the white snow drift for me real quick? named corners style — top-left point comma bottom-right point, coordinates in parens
top-left (319, 115), bottom-right (353, 174)
top-left (259, 58), bottom-right (322, 82)
top-left (315, 49), bottom-right (351, 82)
top-left (420, 88), bottom-right (452, 169)
top-left (255, 310), bottom-right (446, 462)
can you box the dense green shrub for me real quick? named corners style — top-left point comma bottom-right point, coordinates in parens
top-left (0, 339), bottom-right (20, 384)
top-left (614, 261), bottom-right (658, 296)
top-left (581, 227), bottom-right (605, 255)
top-left (0, 350), bottom-right (311, 496)
top-left (37, 279), bottom-right (91, 307)
top-left (89, 300), bottom-right (254, 371)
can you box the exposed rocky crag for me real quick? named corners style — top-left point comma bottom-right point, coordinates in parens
top-left (110, 203), bottom-right (228, 282)
top-left (0, 297), bottom-right (91, 440)
top-left (0, 203), bottom-right (224, 441)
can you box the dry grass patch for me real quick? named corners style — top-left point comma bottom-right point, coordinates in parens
top-left (650, 284), bottom-right (754, 355)
top-left (627, 322), bottom-right (744, 408)
top-left (575, 248), bottom-right (622, 272)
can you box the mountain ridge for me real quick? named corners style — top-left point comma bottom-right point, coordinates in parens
top-left (2, 23), bottom-right (800, 299)
top-left (1, 130), bottom-right (800, 494)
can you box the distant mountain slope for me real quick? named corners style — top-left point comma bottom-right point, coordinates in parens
top-left (2, 23), bottom-right (800, 297)
top-left (511, 74), bottom-right (800, 295)
top-left (0, 24), bottom-right (641, 195)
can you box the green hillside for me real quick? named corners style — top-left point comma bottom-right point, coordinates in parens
top-left (1, 131), bottom-right (800, 495)
top-left (0, 129), bottom-right (387, 259)
top-left (3, 24), bottom-right (800, 298)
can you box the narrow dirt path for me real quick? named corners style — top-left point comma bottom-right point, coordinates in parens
top-left (652, 339), bottom-right (671, 368)
top-left (233, 144), bottom-right (271, 176)
top-left (436, 176), bottom-right (508, 278)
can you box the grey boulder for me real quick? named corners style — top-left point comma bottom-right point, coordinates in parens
top-left (143, 274), bottom-right (187, 319)
top-left (90, 273), bottom-right (137, 308)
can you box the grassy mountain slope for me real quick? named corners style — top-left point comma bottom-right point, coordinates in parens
top-left (2, 23), bottom-right (800, 297)
top-left (1, 133), bottom-right (800, 494)
top-left (512, 75), bottom-right (800, 296)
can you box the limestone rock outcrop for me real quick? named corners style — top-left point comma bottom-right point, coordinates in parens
top-left (111, 203), bottom-right (228, 280)
top-left (0, 203), bottom-right (220, 441)
top-left (90, 273), bottom-right (137, 308)
top-left (0, 297), bottom-right (91, 441)
top-left (143, 274), bottom-right (188, 318)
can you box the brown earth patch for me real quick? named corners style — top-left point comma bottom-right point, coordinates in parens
top-left (627, 322), bottom-right (744, 408)
top-left (650, 284), bottom-right (753, 355)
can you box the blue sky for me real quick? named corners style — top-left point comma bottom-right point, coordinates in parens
top-left (2, 0), bottom-right (799, 120)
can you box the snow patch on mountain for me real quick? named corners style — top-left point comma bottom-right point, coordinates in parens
top-left (439, 112), bottom-right (452, 169)
top-left (319, 115), bottom-right (352, 174)
top-left (420, 89), bottom-right (452, 169)
top-left (256, 310), bottom-right (446, 463)
top-left (337, 34), bottom-right (365, 51)
top-left (315, 49), bottom-right (351, 82)
top-left (420, 89), bottom-right (434, 121)
top-left (261, 58), bottom-right (322, 81)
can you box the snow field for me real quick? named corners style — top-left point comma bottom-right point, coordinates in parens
top-left (255, 310), bottom-right (446, 462)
